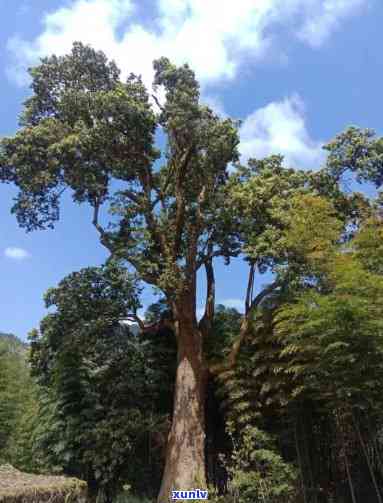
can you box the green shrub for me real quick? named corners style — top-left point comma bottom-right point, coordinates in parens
top-left (215, 422), bottom-right (298, 503)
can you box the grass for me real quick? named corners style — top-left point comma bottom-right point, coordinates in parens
top-left (0, 464), bottom-right (87, 503)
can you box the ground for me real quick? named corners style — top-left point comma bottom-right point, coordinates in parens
top-left (0, 464), bottom-right (87, 502)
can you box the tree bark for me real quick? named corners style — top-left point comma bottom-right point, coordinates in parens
top-left (157, 304), bottom-right (208, 503)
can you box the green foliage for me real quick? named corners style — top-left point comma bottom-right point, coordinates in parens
top-left (204, 305), bottom-right (242, 364)
top-left (216, 209), bottom-right (383, 502)
top-left (125, 301), bottom-right (177, 497)
top-left (0, 42), bottom-right (240, 296)
top-left (29, 263), bottom-right (148, 501)
top-left (352, 215), bottom-right (383, 274)
top-left (0, 42), bottom-right (158, 229)
top-left (144, 298), bottom-right (169, 324)
top-left (29, 265), bottom-right (177, 502)
top-left (279, 194), bottom-right (342, 268)
top-left (225, 155), bottom-right (310, 271)
top-left (0, 342), bottom-right (18, 460)
top-left (274, 226), bottom-right (383, 412)
top-left (210, 423), bottom-right (297, 503)
top-left (324, 126), bottom-right (383, 187)
top-left (215, 194), bottom-right (345, 426)
top-left (0, 334), bottom-right (38, 470)
top-left (6, 383), bottom-right (40, 473)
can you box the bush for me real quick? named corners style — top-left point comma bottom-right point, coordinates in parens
top-left (216, 422), bottom-right (298, 503)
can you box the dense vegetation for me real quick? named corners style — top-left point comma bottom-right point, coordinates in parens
top-left (1, 42), bottom-right (383, 503)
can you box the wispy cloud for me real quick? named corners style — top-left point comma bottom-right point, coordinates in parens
top-left (4, 247), bottom-right (31, 260)
top-left (298, 0), bottom-right (366, 48)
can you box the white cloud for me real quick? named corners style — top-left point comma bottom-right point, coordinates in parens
top-left (239, 95), bottom-right (325, 169)
top-left (6, 0), bottom-right (367, 88)
top-left (4, 247), bottom-right (31, 260)
top-left (6, 0), bottom-right (268, 88)
top-left (7, 0), bottom-right (134, 86)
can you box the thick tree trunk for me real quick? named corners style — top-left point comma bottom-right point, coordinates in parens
top-left (157, 307), bottom-right (208, 503)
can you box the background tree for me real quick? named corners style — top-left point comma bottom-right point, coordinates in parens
top-left (28, 262), bottom-right (149, 503)
top-left (0, 333), bottom-right (37, 468)
top-left (216, 200), bottom-right (383, 502)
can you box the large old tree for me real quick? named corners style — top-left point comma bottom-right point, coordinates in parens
top-left (1, 43), bottom-right (377, 501)
top-left (0, 43), bottom-right (240, 501)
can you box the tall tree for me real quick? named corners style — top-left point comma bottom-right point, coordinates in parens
top-left (0, 43), bottom-right (239, 500)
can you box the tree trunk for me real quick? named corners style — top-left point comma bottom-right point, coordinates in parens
top-left (337, 410), bottom-right (357, 503)
top-left (157, 306), bottom-right (208, 503)
top-left (295, 416), bottom-right (308, 503)
top-left (352, 411), bottom-right (383, 503)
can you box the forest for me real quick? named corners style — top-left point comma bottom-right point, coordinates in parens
top-left (1, 42), bottom-right (383, 503)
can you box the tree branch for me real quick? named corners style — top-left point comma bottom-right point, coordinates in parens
top-left (92, 203), bottom-right (160, 286)
top-left (138, 169), bottom-right (167, 255)
top-left (247, 279), bottom-right (281, 313)
top-left (245, 263), bottom-right (255, 315)
top-left (174, 145), bottom-right (194, 257)
top-left (122, 190), bottom-right (141, 205)
top-left (92, 201), bottom-right (114, 253)
top-left (196, 249), bottom-right (222, 270)
top-left (152, 94), bottom-right (165, 113)
top-left (210, 279), bottom-right (283, 376)
top-left (92, 201), bottom-right (105, 236)
top-left (198, 246), bottom-right (215, 337)
top-left (125, 313), bottom-right (145, 330)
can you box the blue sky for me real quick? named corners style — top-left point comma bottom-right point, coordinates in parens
top-left (0, 0), bottom-right (382, 340)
